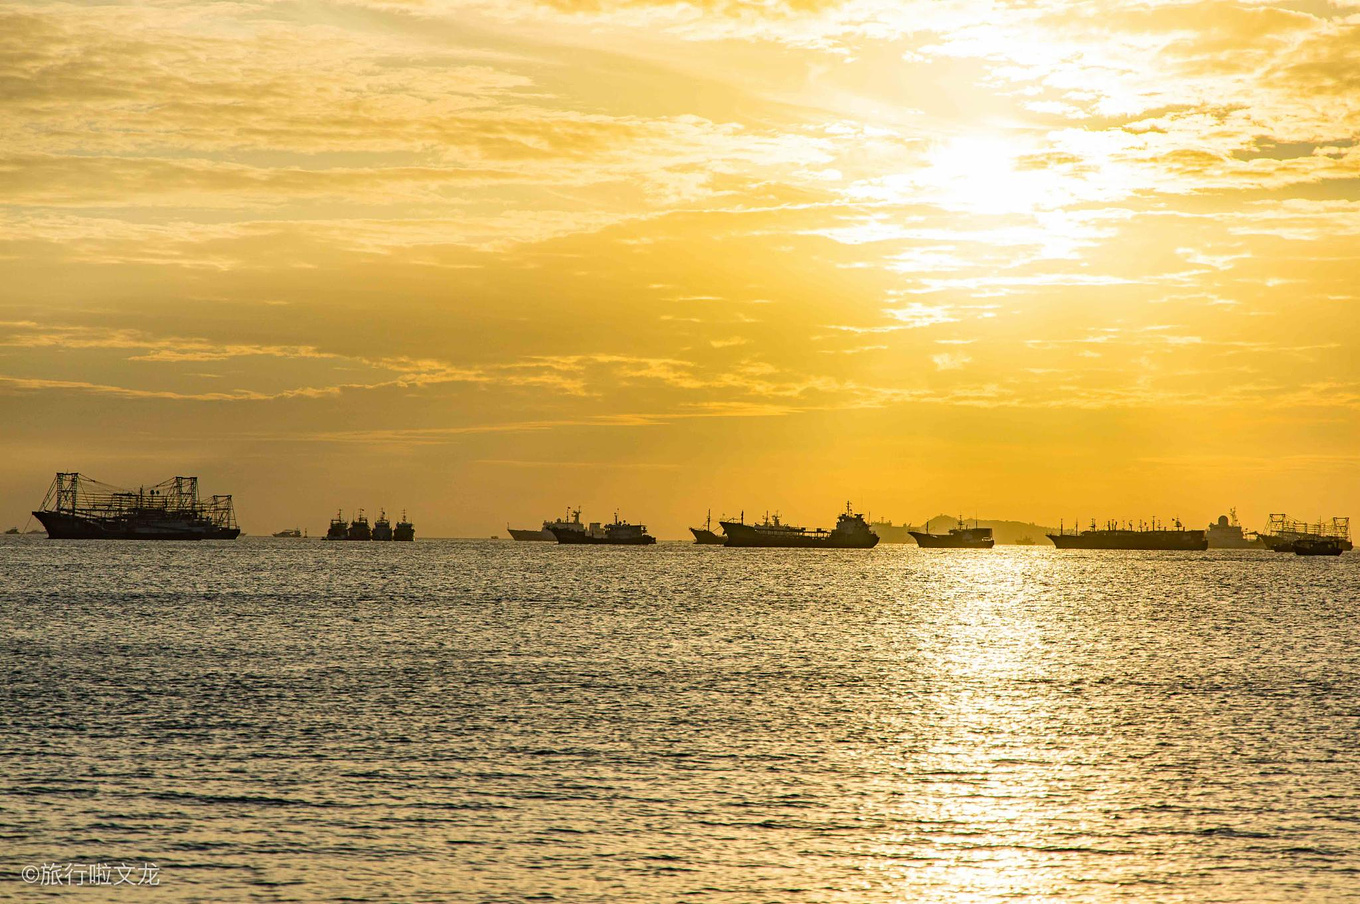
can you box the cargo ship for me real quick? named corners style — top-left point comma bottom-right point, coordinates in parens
top-left (32, 472), bottom-right (239, 540)
top-left (1260, 514), bottom-right (1351, 553)
top-left (721, 504), bottom-right (879, 549)
top-left (1206, 510), bottom-right (1264, 549)
top-left (689, 510), bottom-right (725, 545)
top-left (910, 517), bottom-right (994, 549)
top-left (551, 513), bottom-right (655, 545)
top-left (510, 508), bottom-right (585, 542)
top-left (1048, 518), bottom-right (1207, 551)
top-left (867, 519), bottom-right (914, 544)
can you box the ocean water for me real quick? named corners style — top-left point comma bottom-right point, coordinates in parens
top-left (1, 538), bottom-right (1357, 902)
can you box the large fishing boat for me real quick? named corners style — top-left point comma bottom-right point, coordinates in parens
top-left (551, 513), bottom-right (655, 545)
top-left (1206, 510), bottom-right (1265, 549)
top-left (372, 510), bottom-right (393, 541)
top-left (721, 504), bottom-right (879, 549)
top-left (1048, 518), bottom-right (1207, 551)
top-left (326, 511), bottom-right (348, 540)
top-left (510, 508), bottom-right (586, 542)
top-left (1259, 514), bottom-right (1351, 553)
top-left (32, 472), bottom-right (239, 540)
top-left (910, 517), bottom-right (994, 549)
top-left (689, 510), bottom-right (725, 545)
top-left (393, 511), bottom-right (415, 542)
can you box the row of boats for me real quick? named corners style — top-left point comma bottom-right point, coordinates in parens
top-left (509, 505), bottom-right (1353, 555)
top-left (323, 509), bottom-right (415, 542)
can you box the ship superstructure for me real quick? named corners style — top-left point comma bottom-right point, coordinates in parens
top-left (32, 472), bottom-right (239, 541)
top-left (721, 504), bottom-right (879, 549)
top-left (1206, 509), bottom-right (1265, 549)
top-left (1048, 518), bottom-right (1207, 551)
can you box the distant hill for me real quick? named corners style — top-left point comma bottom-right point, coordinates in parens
top-left (917, 515), bottom-right (1056, 546)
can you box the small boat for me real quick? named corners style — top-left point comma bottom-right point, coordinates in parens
top-left (1292, 536), bottom-right (1345, 556)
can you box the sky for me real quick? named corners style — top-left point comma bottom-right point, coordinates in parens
top-left (2, 0), bottom-right (1359, 538)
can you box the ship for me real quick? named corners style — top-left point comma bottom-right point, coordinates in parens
top-left (510, 507), bottom-right (586, 542)
top-left (272, 528), bottom-right (303, 538)
top-left (1291, 535), bottom-right (1346, 556)
top-left (393, 511), bottom-right (415, 542)
top-left (689, 509), bottom-right (725, 545)
top-left (867, 519), bottom-right (914, 544)
top-left (720, 504), bottom-right (879, 549)
top-left (372, 510), bottom-right (393, 541)
top-left (551, 513), bottom-right (655, 545)
top-left (31, 472), bottom-right (239, 541)
top-left (1048, 518), bottom-right (1207, 551)
top-left (1260, 514), bottom-right (1351, 553)
top-left (326, 510), bottom-right (348, 540)
top-left (910, 516), bottom-right (994, 549)
top-left (1206, 509), bottom-right (1264, 549)
top-left (347, 510), bottom-right (372, 541)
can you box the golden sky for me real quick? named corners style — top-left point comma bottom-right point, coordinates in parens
top-left (2, 0), bottom-right (1359, 537)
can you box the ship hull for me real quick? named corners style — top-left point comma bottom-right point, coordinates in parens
top-left (508, 527), bottom-right (554, 541)
top-left (690, 527), bottom-right (724, 545)
top-left (34, 510), bottom-right (239, 541)
top-left (551, 527), bottom-right (655, 545)
top-left (720, 521), bottom-right (878, 549)
top-left (909, 531), bottom-right (994, 549)
top-left (1048, 530), bottom-right (1207, 551)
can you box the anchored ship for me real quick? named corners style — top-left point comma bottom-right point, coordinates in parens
top-left (551, 513), bottom-right (655, 545)
top-left (721, 504), bottom-right (879, 549)
top-left (1260, 514), bottom-right (1351, 553)
top-left (326, 511), bottom-right (348, 540)
top-left (867, 519), bottom-right (914, 544)
top-left (510, 508), bottom-right (585, 542)
top-left (689, 510), bottom-right (725, 545)
top-left (1048, 518), bottom-right (1207, 551)
top-left (272, 527), bottom-right (303, 538)
top-left (1206, 509), bottom-right (1264, 549)
top-left (372, 510), bottom-right (393, 541)
top-left (326, 508), bottom-right (413, 540)
top-left (32, 472), bottom-right (239, 541)
top-left (393, 511), bottom-right (415, 542)
top-left (910, 516), bottom-right (994, 549)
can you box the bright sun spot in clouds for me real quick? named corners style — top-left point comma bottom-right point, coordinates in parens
top-left (924, 134), bottom-right (1052, 215)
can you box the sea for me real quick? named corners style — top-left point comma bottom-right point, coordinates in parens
top-left (2, 538), bottom-right (1357, 902)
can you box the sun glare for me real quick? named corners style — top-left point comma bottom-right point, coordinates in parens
top-left (924, 134), bottom-right (1045, 215)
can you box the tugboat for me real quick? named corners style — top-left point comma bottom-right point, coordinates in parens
top-left (326, 510), bottom-right (348, 540)
top-left (393, 511), bottom-right (415, 542)
top-left (372, 510), bottom-right (393, 541)
top-left (689, 510), bottom-right (725, 545)
top-left (910, 516), bottom-right (994, 549)
top-left (347, 509), bottom-right (372, 541)
top-left (551, 513), bottom-right (656, 545)
top-left (1048, 518), bottom-right (1207, 551)
top-left (721, 503), bottom-right (879, 549)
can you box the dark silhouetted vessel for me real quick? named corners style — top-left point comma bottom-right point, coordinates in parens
top-left (721, 504), bottom-right (878, 549)
top-left (910, 517), bottom-right (994, 549)
top-left (1260, 514), bottom-right (1351, 553)
top-left (1048, 518), bottom-right (1207, 551)
top-left (393, 511), bottom-right (415, 542)
top-left (1291, 536), bottom-right (1345, 556)
top-left (690, 510), bottom-right (724, 545)
top-left (552, 514), bottom-right (655, 545)
top-left (347, 510), bottom-right (372, 541)
top-left (326, 511), bottom-right (348, 540)
top-left (272, 528), bottom-right (303, 538)
top-left (32, 472), bottom-right (239, 540)
top-left (372, 510), bottom-right (393, 541)
top-left (510, 508), bottom-right (585, 541)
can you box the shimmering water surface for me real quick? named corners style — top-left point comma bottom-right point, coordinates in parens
top-left (2, 538), bottom-right (1357, 902)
